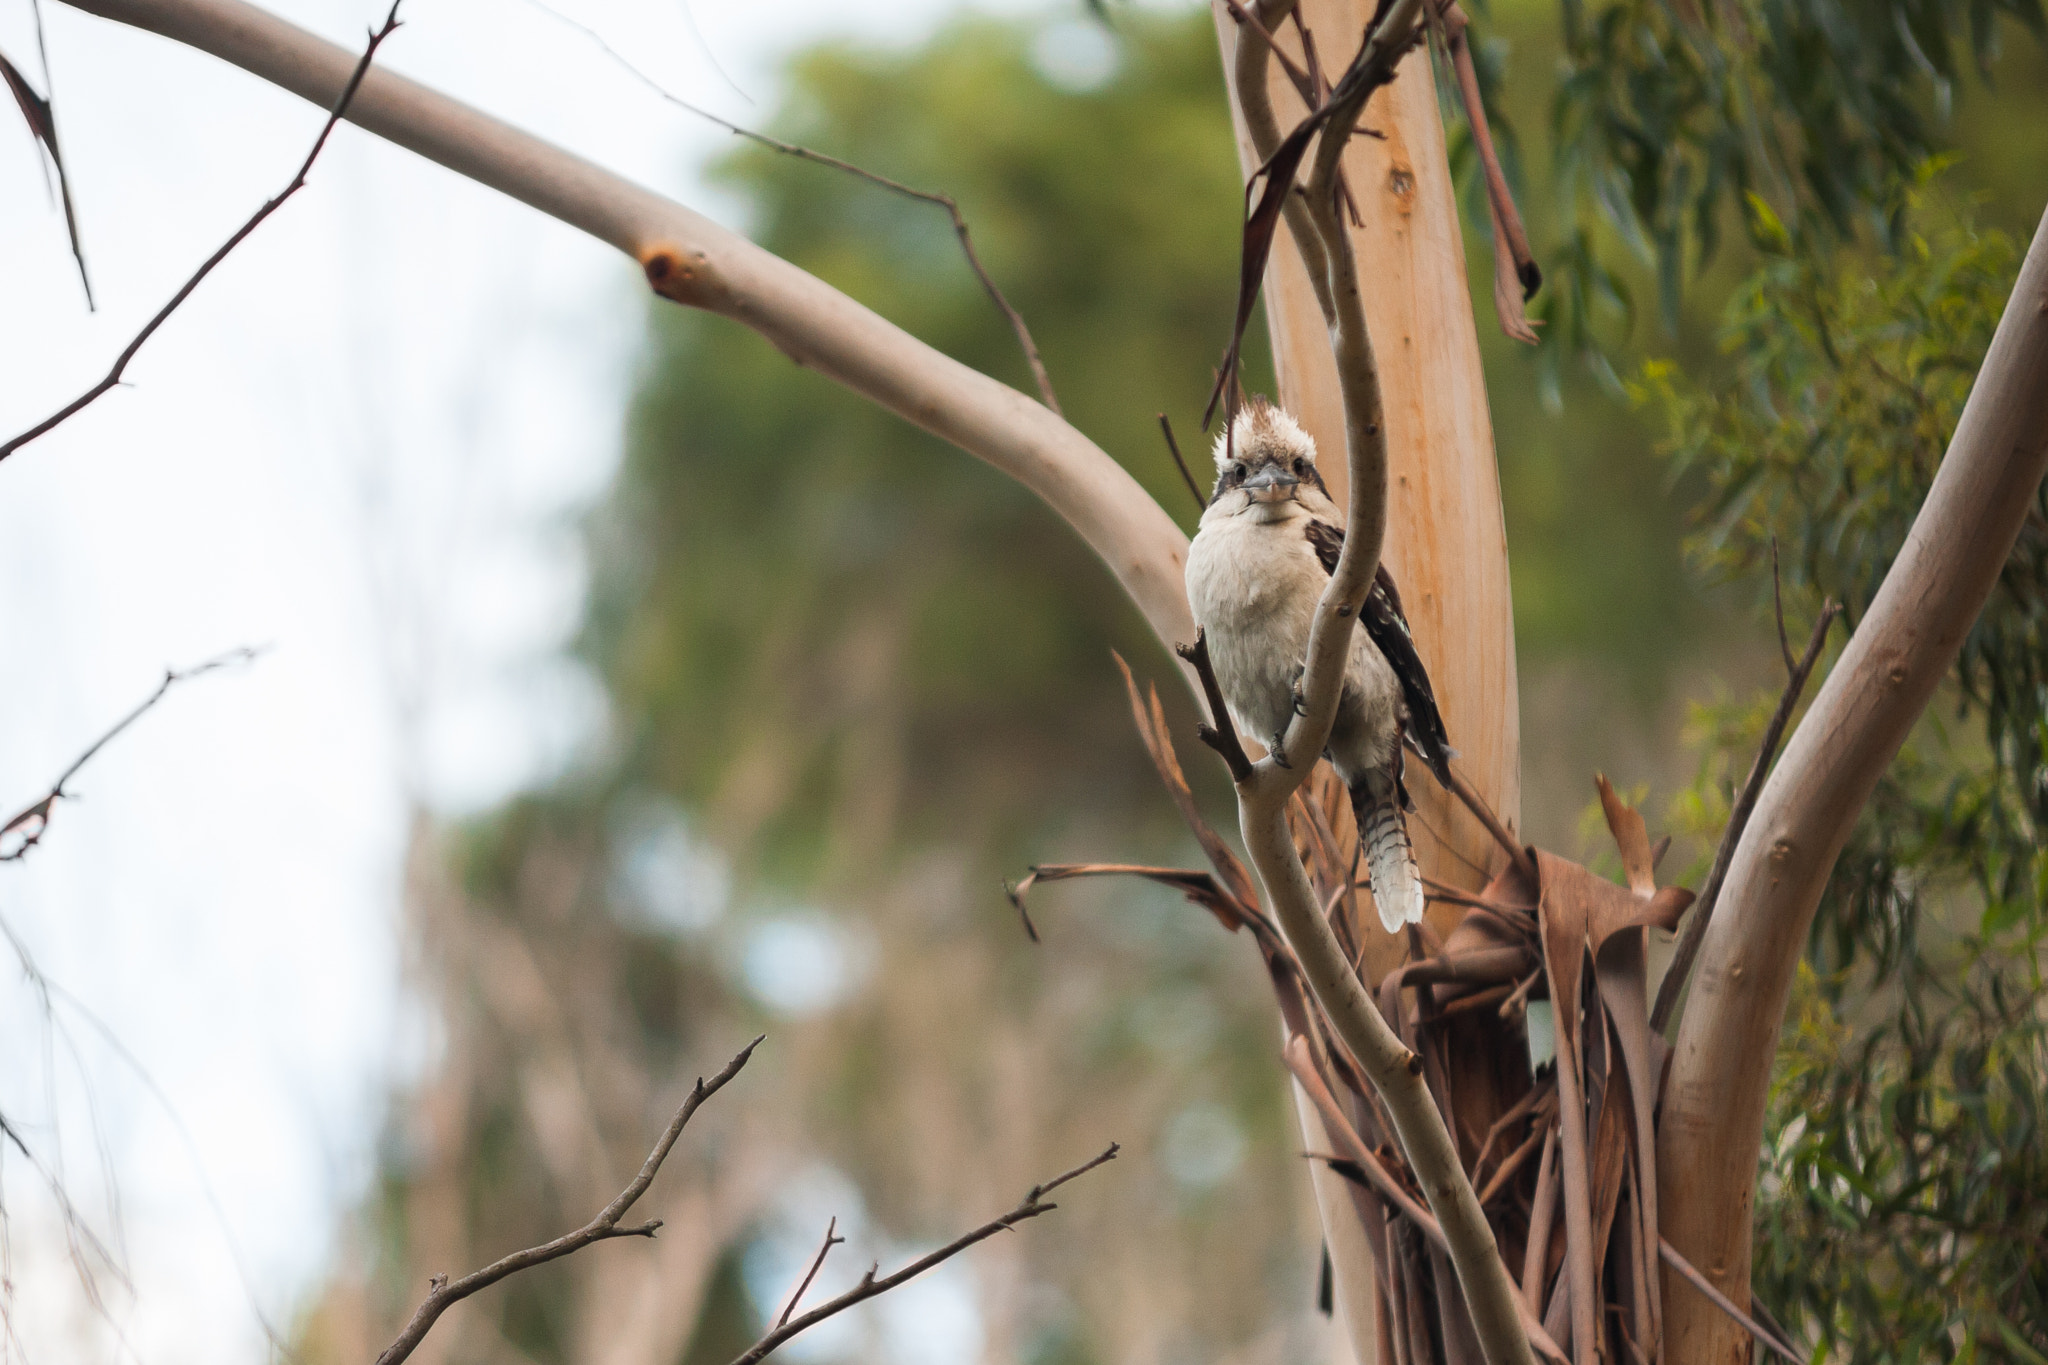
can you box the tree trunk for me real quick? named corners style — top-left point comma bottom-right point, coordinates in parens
top-left (1213, 8), bottom-right (1521, 1361)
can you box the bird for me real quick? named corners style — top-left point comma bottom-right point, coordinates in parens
top-left (1183, 397), bottom-right (1452, 934)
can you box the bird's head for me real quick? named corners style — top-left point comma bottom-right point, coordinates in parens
top-left (1211, 397), bottom-right (1322, 507)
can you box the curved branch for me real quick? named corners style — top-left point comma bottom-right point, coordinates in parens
top-left (1226, 0), bottom-right (1336, 326)
top-left (55, 0), bottom-right (1194, 663)
top-left (1216, 6), bottom-right (1531, 1363)
top-left (1658, 203), bottom-right (2048, 1359)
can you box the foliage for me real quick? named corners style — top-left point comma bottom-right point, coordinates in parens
top-left (1640, 181), bottom-right (2048, 1363)
top-left (1528, 0), bottom-right (2043, 365)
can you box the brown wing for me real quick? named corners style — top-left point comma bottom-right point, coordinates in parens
top-left (1302, 519), bottom-right (1454, 785)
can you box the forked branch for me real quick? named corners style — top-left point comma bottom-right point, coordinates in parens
top-left (1, 647), bottom-right (260, 861)
top-left (374, 1036), bottom-right (764, 1365)
top-left (727, 1143), bottom-right (1119, 1365)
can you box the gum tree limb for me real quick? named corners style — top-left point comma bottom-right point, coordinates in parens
top-left (1658, 202), bottom-right (2048, 1363)
top-left (53, 0), bottom-right (1195, 662)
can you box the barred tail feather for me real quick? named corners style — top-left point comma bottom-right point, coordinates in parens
top-left (1353, 772), bottom-right (1424, 933)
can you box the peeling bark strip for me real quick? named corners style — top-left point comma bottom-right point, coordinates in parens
top-left (1658, 202), bottom-right (2048, 1363)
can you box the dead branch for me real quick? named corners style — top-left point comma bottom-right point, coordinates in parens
top-left (726, 1143), bottom-right (1119, 1365)
top-left (1659, 203), bottom-right (2048, 1358)
top-left (1176, 628), bottom-right (1254, 782)
top-left (1, 46), bottom-right (92, 305)
top-left (1647, 595), bottom-right (1839, 1034)
top-left (514, 0), bottom-right (1061, 416)
top-left (60, 0), bottom-right (1196, 668)
top-left (0, 647), bottom-right (259, 861)
top-left (374, 1036), bottom-right (764, 1365)
top-left (0, 0), bottom-right (403, 464)
top-left (1158, 413), bottom-right (1208, 512)
top-left (774, 1218), bottom-right (843, 1329)
top-left (1431, 2), bottom-right (1540, 343)
top-left (1656, 1238), bottom-right (1805, 1364)
top-left (1225, 0), bottom-right (1337, 341)
top-left (1440, 763), bottom-right (1535, 882)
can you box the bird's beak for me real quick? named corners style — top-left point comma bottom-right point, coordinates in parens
top-left (1240, 464), bottom-right (1300, 501)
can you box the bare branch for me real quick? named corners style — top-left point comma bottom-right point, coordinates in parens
top-left (726, 1144), bottom-right (1119, 1365)
top-left (1771, 537), bottom-right (1798, 677)
top-left (374, 1036), bottom-right (765, 1365)
top-left (515, 0), bottom-right (1061, 416)
top-left (0, 0), bottom-right (404, 464)
top-left (775, 1218), bottom-right (843, 1329)
top-left (1175, 628), bottom-right (1254, 782)
top-left (0, 47), bottom-right (92, 306)
top-left (61, 0), bottom-right (1195, 667)
top-left (1657, 1239), bottom-right (1806, 1364)
top-left (1158, 413), bottom-right (1207, 513)
top-left (1439, 762), bottom-right (1534, 882)
top-left (1660, 203), bottom-right (2048, 1357)
top-left (1647, 597), bottom-right (1839, 1034)
top-left (1432, 2), bottom-right (1540, 343)
top-left (0, 647), bottom-right (260, 862)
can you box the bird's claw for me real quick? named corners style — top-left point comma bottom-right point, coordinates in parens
top-left (1289, 664), bottom-right (1309, 716)
top-left (1268, 730), bottom-right (1293, 769)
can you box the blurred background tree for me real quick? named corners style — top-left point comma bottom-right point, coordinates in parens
top-left (302, 3), bottom-right (2047, 1363)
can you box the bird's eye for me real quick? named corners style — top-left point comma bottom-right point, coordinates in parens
top-left (1292, 458), bottom-right (1306, 474)
top-left (1230, 464), bottom-right (1246, 479)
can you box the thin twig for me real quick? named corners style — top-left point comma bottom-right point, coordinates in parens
top-left (1002, 879), bottom-right (1041, 943)
top-left (1473, 1120), bottom-right (1545, 1206)
top-left (0, 647), bottom-right (261, 861)
top-left (1657, 1238), bottom-right (1806, 1365)
top-left (775, 1218), bottom-right (843, 1329)
top-left (0, 44), bottom-right (92, 306)
top-left (1441, 764), bottom-right (1535, 883)
top-left (1650, 599), bottom-right (1841, 1033)
top-left (0, 0), bottom-right (405, 464)
top-left (517, 0), bottom-right (1060, 415)
top-left (1433, 1), bottom-right (1540, 341)
top-left (375, 1036), bottom-right (765, 1365)
top-left (1176, 628), bottom-right (1254, 783)
top-left (726, 1143), bottom-right (1119, 1365)
top-left (1417, 876), bottom-right (1534, 918)
top-left (1159, 413), bottom-right (1207, 512)
top-left (1770, 538), bottom-right (1797, 677)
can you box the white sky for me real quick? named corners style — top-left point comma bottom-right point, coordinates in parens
top-left (0, 0), bottom-right (1177, 1357)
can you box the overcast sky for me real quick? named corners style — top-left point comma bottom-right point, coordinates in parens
top-left (0, 0), bottom-right (1154, 1356)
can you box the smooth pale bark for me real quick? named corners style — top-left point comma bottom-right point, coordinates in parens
top-left (59, 0), bottom-right (1198, 671)
top-left (1658, 205), bottom-right (2048, 1362)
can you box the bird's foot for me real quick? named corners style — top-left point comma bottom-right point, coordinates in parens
top-left (1268, 730), bottom-right (1293, 769)
top-left (1289, 664), bottom-right (1309, 716)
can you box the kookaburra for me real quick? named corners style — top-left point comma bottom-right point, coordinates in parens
top-left (1184, 398), bottom-right (1452, 933)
